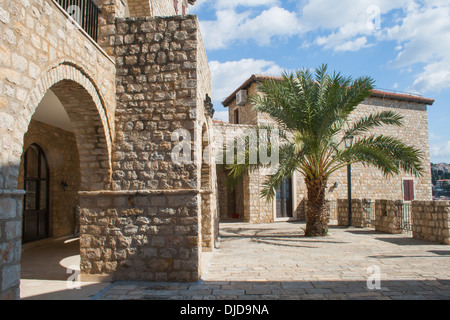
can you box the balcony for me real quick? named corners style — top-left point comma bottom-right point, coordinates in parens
top-left (54, 0), bottom-right (101, 42)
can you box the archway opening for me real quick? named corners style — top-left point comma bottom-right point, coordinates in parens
top-left (18, 73), bottom-right (111, 298)
top-left (19, 88), bottom-right (82, 298)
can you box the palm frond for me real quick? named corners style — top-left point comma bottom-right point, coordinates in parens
top-left (345, 111), bottom-right (403, 137)
top-left (331, 135), bottom-right (424, 178)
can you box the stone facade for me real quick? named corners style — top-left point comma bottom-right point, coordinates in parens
top-left (78, 14), bottom-right (216, 279)
top-left (0, 0), bottom-right (212, 299)
top-left (217, 75), bottom-right (434, 224)
top-left (0, 0), bottom-right (116, 299)
top-left (79, 190), bottom-right (202, 281)
top-left (0, 193), bottom-right (22, 299)
top-left (336, 199), bottom-right (374, 228)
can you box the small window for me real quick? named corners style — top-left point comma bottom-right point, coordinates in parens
top-left (234, 108), bottom-right (239, 124)
top-left (403, 179), bottom-right (414, 201)
top-left (174, 0), bottom-right (178, 13)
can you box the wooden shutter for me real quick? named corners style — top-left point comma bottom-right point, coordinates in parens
top-left (403, 180), bottom-right (414, 201)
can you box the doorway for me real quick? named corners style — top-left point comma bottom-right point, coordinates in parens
top-left (22, 144), bottom-right (50, 243)
top-left (276, 177), bottom-right (293, 219)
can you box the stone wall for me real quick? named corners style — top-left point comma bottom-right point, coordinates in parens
top-left (79, 14), bottom-right (213, 280)
top-left (326, 98), bottom-right (432, 202)
top-left (79, 190), bottom-right (201, 281)
top-left (0, 0), bottom-right (115, 299)
top-left (337, 199), bottom-right (374, 228)
top-left (223, 81), bottom-right (432, 204)
top-left (373, 200), bottom-right (403, 234)
top-left (0, 193), bottom-right (23, 299)
top-left (18, 120), bottom-right (81, 238)
top-left (228, 82), bottom-right (259, 125)
top-left (412, 201), bottom-right (450, 245)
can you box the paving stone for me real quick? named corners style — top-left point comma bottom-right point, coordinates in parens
top-left (96, 222), bottom-right (450, 300)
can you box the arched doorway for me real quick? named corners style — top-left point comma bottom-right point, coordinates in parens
top-left (22, 144), bottom-right (50, 243)
top-left (276, 176), bottom-right (293, 219)
top-left (16, 63), bottom-right (113, 298)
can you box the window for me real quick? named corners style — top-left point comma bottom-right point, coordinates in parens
top-left (403, 179), bottom-right (414, 201)
top-left (234, 108), bottom-right (239, 124)
top-left (174, 0), bottom-right (178, 13)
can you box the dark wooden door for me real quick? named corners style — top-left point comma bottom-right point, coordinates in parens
top-left (23, 144), bottom-right (49, 243)
top-left (276, 177), bottom-right (293, 218)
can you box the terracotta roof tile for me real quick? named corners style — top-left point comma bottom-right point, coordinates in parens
top-left (221, 74), bottom-right (435, 107)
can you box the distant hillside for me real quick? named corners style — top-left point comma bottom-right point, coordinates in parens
top-left (431, 163), bottom-right (450, 186)
top-left (431, 162), bottom-right (450, 185)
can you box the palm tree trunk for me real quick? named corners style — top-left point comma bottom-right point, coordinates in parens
top-left (305, 177), bottom-right (328, 237)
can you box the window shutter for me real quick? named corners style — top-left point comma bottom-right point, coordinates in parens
top-left (403, 180), bottom-right (414, 201)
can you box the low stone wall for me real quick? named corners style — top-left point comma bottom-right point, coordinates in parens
top-left (412, 201), bottom-right (450, 245)
top-left (373, 200), bottom-right (403, 234)
top-left (337, 199), bottom-right (374, 228)
top-left (79, 190), bottom-right (202, 282)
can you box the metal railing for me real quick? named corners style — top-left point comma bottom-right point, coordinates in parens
top-left (396, 202), bottom-right (412, 234)
top-left (55, 0), bottom-right (101, 42)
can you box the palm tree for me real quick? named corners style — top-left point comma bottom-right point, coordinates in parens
top-left (226, 64), bottom-right (424, 237)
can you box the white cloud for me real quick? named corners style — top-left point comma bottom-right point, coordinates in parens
top-left (430, 132), bottom-right (443, 141)
top-left (197, 0), bottom-right (450, 94)
top-left (215, 0), bottom-right (279, 9)
top-left (199, 6), bottom-right (301, 49)
top-left (382, 3), bottom-right (450, 93)
top-left (209, 58), bottom-right (284, 104)
top-left (431, 141), bottom-right (450, 163)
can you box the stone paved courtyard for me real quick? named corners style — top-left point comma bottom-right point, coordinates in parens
top-left (96, 222), bottom-right (450, 300)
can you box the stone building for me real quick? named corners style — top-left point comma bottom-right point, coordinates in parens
top-left (0, 0), bottom-right (220, 299)
top-left (0, 0), bottom-right (437, 301)
top-left (215, 74), bottom-right (434, 223)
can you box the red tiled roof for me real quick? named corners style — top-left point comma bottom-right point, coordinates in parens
top-left (212, 119), bottom-right (228, 124)
top-left (221, 74), bottom-right (435, 107)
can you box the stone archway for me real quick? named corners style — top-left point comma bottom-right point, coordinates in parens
top-left (19, 62), bottom-right (113, 192)
top-left (0, 61), bottom-right (113, 299)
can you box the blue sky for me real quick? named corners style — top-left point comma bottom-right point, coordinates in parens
top-left (190, 0), bottom-right (450, 164)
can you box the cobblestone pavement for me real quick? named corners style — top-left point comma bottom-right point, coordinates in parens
top-left (97, 222), bottom-right (450, 300)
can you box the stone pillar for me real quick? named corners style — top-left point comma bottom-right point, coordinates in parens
top-left (0, 191), bottom-right (24, 299)
top-left (374, 200), bottom-right (403, 234)
top-left (337, 199), bottom-right (374, 228)
top-left (80, 15), bottom-right (211, 282)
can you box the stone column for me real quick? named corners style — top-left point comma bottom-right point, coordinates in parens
top-left (0, 191), bottom-right (24, 299)
top-left (80, 15), bottom-right (211, 282)
top-left (374, 199), bottom-right (403, 234)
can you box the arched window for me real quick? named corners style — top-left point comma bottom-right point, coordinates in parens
top-left (23, 144), bottom-right (50, 243)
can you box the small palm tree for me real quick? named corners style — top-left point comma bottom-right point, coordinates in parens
top-left (226, 65), bottom-right (424, 237)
